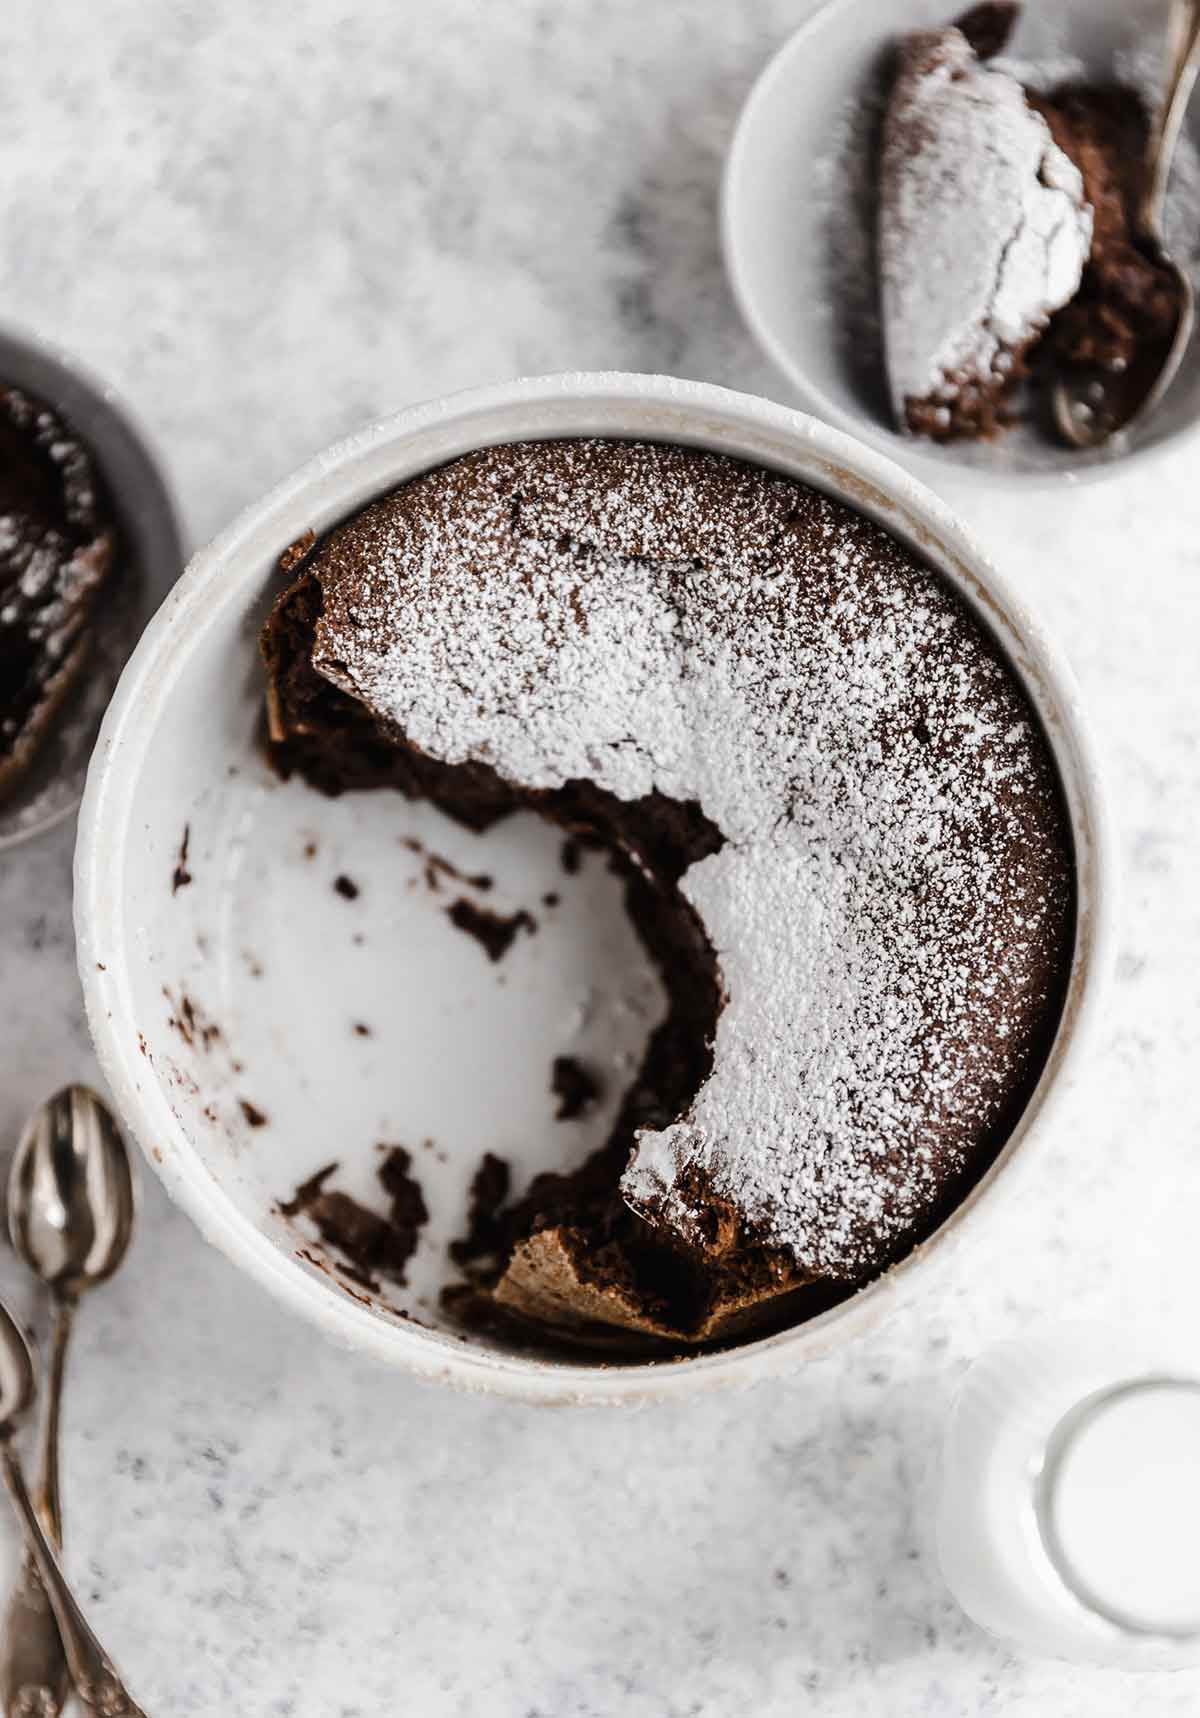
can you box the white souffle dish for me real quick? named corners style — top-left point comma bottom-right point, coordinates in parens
top-left (75, 373), bottom-right (1115, 1405)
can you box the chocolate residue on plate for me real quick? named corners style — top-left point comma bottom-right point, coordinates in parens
top-left (333, 873), bottom-right (359, 900)
top-left (446, 897), bottom-right (535, 962)
top-left (172, 823), bottom-right (192, 893)
top-left (551, 1055), bottom-right (601, 1121)
top-left (560, 837), bottom-right (583, 875)
top-left (297, 1246), bottom-right (373, 1307)
top-left (401, 836), bottom-right (493, 893)
top-left (449, 1152), bottom-right (512, 1266)
top-left (238, 1098), bottom-right (268, 1128)
top-left (280, 1148), bottom-right (428, 1288)
top-left (378, 1145), bottom-right (429, 1259)
top-left (352, 1021), bottom-right (371, 1037)
top-left (279, 1161), bottom-right (337, 1218)
top-left (163, 987), bottom-right (220, 1051)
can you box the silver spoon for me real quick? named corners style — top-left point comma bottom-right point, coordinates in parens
top-left (1052, 0), bottom-right (1200, 449)
top-left (1, 1087), bottom-right (135, 1718)
top-left (0, 1297), bottom-right (145, 1716)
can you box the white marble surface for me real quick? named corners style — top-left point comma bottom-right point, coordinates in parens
top-left (2, 1), bottom-right (1200, 1711)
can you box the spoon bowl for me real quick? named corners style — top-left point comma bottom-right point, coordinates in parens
top-left (1051, 0), bottom-right (1200, 448)
top-left (0, 1306), bottom-right (35, 1437)
top-left (1, 1089), bottom-right (136, 1715)
top-left (1051, 262), bottom-right (1196, 450)
top-left (8, 1086), bottom-right (135, 1298)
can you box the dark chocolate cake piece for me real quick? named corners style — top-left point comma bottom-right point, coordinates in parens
top-left (879, 5), bottom-right (1183, 446)
top-left (262, 438), bottom-right (1075, 1348)
top-left (1033, 84), bottom-right (1181, 380)
top-left (0, 386), bottom-right (117, 803)
top-left (879, 19), bottom-right (1092, 440)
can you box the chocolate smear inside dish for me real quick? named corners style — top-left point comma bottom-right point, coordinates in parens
top-left (0, 386), bottom-right (119, 803)
top-left (281, 1147), bottom-right (429, 1291)
top-left (552, 1055), bottom-right (601, 1121)
top-left (446, 897), bottom-right (536, 962)
top-left (261, 437), bottom-right (1074, 1353)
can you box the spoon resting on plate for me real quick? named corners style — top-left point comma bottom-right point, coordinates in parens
top-left (1052, 0), bottom-right (1200, 448)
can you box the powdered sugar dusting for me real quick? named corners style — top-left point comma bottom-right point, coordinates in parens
top-left (308, 439), bottom-right (1073, 1279)
top-left (880, 26), bottom-right (1092, 422)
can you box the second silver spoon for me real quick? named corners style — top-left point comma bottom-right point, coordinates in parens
top-left (1, 1087), bottom-right (135, 1718)
top-left (0, 1296), bottom-right (144, 1717)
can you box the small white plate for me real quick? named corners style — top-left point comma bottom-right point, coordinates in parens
top-left (723, 0), bottom-right (1200, 484)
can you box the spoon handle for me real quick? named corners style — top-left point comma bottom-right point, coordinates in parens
top-left (1142, 0), bottom-right (1200, 236)
top-left (0, 1300), bottom-right (75, 1717)
top-left (0, 1561), bottom-right (69, 1718)
top-left (35, 1299), bottom-right (73, 1546)
top-left (0, 1446), bottom-right (145, 1718)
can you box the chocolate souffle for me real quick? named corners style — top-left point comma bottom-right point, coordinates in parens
top-left (262, 438), bottom-right (1074, 1351)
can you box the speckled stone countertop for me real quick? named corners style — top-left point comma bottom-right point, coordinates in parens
top-left (2, 2), bottom-right (1199, 1713)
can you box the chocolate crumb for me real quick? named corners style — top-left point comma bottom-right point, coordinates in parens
top-left (401, 836), bottom-right (493, 892)
top-left (279, 528), bottom-right (316, 574)
top-left (164, 989), bottom-right (194, 1048)
top-left (279, 1161), bottom-right (338, 1218)
top-left (449, 1153), bottom-right (512, 1266)
top-left (542, 892), bottom-right (560, 908)
top-left (301, 1194), bottom-right (395, 1286)
top-left (334, 874), bottom-right (359, 900)
top-left (238, 1098), bottom-right (268, 1128)
top-left (280, 1148), bottom-right (427, 1286)
top-left (551, 1055), bottom-right (601, 1121)
top-left (560, 837), bottom-right (583, 875)
top-left (165, 989), bottom-right (223, 1052)
top-left (353, 1022), bottom-right (371, 1037)
top-left (172, 824), bottom-right (192, 893)
top-left (303, 838), bottom-right (318, 860)
top-left (954, 1), bottom-right (1019, 59)
top-left (378, 1145), bottom-right (429, 1254)
top-left (446, 898), bottom-right (535, 962)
